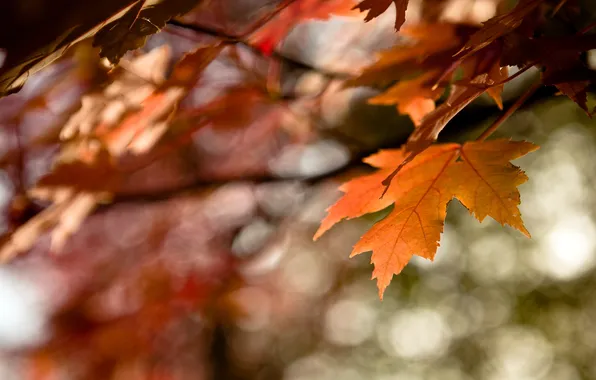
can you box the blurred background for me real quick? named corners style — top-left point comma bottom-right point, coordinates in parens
top-left (0, 0), bottom-right (596, 379)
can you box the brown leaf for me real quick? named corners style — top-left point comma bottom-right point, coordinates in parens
top-left (555, 81), bottom-right (590, 113)
top-left (36, 146), bottom-right (121, 193)
top-left (405, 74), bottom-right (489, 156)
top-left (347, 23), bottom-right (475, 87)
top-left (352, 0), bottom-right (408, 30)
top-left (94, 0), bottom-right (200, 64)
top-left (0, 0), bottom-right (141, 96)
top-left (1, 44), bottom-right (223, 260)
top-left (456, 0), bottom-right (546, 59)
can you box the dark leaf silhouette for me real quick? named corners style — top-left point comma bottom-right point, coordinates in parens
top-left (353, 0), bottom-right (409, 30)
top-left (94, 0), bottom-right (200, 63)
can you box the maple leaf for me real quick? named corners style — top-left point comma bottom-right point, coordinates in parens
top-left (36, 145), bottom-right (121, 193)
top-left (249, 0), bottom-right (357, 55)
top-left (315, 139), bottom-right (538, 298)
top-left (554, 81), bottom-right (590, 113)
top-left (459, 42), bottom-right (508, 109)
top-left (352, 0), bottom-right (408, 31)
top-left (0, 0), bottom-right (140, 96)
top-left (94, 0), bottom-right (199, 64)
top-left (0, 44), bottom-right (223, 260)
top-left (538, 44), bottom-right (595, 115)
top-left (347, 24), bottom-right (504, 127)
top-left (63, 44), bottom-right (222, 154)
top-left (485, 60), bottom-right (508, 109)
top-left (368, 70), bottom-right (444, 125)
top-left (455, 0), bottom-right (546, 59)
top-left (541, 48), bottom-right (591, 114)
top-left (347, 23), bottom-right (475, 87)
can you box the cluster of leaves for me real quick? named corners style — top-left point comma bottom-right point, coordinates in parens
top-left (0, 2), bottom-right (359, 377)
top-left (1, 0), bottom-right (596, 325)
top-left (313, 0), bottom-right (596, 297)
top-left (0, 0), bottom-right (596, 378)
top-left (0, 0), bottom-right (201, 96)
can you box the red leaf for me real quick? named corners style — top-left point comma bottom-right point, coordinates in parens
top-left (250, 0), bottom-right (357, 55)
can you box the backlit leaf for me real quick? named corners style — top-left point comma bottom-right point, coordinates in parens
top-left (315, 139), bottom-right (538, 298)
top-left (249, 0), bottom-right (357, 55)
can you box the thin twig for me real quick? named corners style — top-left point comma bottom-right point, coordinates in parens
top-left (476, 80), bottom-right (541, 141)
top-left (266, 59), bottom-right (282, 97)
top-left (12, 121), bottom-right (26, 196)
top-left (579, 21), bottom-right (596, 35)
top-left (239, 0), bottom-right (296, 39)
top-left (458, 62), bottom-right (538, 90)
top-left (551, 0), bottom-right (568, 17)
top-left (165, 21), bottom-right (355, 81)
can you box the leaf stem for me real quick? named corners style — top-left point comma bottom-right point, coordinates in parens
top-left (240, 0), bottom-right (296, 39)
top-left (476, 80), bottom-right (541, 141)
top-left (579, 21), bottom-right (596, 35)
top-left (459, 62), bottom-right (537, 90)
top-left (551, 0), bottom-right (568, 17)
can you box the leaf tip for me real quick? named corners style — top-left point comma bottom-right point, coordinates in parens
top-left (519, 224), bottom-right (531, 239)
top-left (312, 227), bottom-right (326, 241)
top-left (314, 212), bottom-right (342, 241)
top-left (376, 277), bottom-right (389, 300)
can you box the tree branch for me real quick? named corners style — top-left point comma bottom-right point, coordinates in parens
top-left (476, 80), bottom-right (541, 141)
top-left (166, 20), bottom-right (355, 81)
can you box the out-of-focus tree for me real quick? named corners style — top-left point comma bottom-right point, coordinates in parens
top-left (0, 0), bottom-right (595, 379)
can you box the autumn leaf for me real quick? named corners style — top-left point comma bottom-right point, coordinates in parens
top-left (63, 44), bottom-right (222, 155)
top-left (554, 81), bottom-right (590, 114)
top-left (356, 55), bottom-right (511, 172)
top-left (0, 44), bottom-right (223, 260)
top-left (249, 0), bottom-right (357, 55)
top-left (352, 0), bottom-right (408, 31)
top-left (347, 23), bottom-right (475, 87)
top-left (315, 139), bottom-right (538, 298)
top-left (348, 23), bottom-right (501, 127)
top-left (542, 49), bottom-right (591, 114)
top-left (485, 60), bottom-right (508, 109)
top-left (36, 145), bottom-right (120, 193)
top-left (168, 43), bottom-right (224, 87)
top-left (94, 0), bottom-right (199, 64)
top-left (402, 74), bottom-right (489, 163)
top-left (455, 0), bottom-right (546, 59)
top-left (0, 0), bottom-right (141, 96)
top-left (459, 42), bottom-right (508, 109)
top-left (368, 70), bottom-right (444, 125)
top-left (539, 46), bottom-right (595, 115)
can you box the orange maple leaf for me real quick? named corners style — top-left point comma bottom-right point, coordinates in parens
top-left (485, 59), bottom-right (508, 109)
top-left (460, 44), bottom-right (509, 109)
top-left (314, 139), bottom-right (538, 299)
top-left (353, 0), bottom-right (409, 31)
top-left (348, 24), bottom-right (510, 128)
top-left (368, 70), bottom-right (444, 125)
top-left (348, 23), bottom-right (472, 87)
